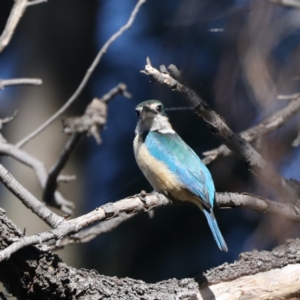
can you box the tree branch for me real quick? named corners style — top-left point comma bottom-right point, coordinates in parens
top-left (0, 0), bottom-right (28, 54)
top-left (0, 193), bottom-right (171, 261)
top-left (1, 209), bottom-right (300, 299)
top-left (0, 164), bottom-right (64, 228)
top-left (15, 0), bottom-right (145, 149)
top-left (42, 133), bottom-right (81, 206)
top-left (26, 0), bottom-right (47, 6)
top-left (0, 142), bottom-right (74, 214)
top-left (54, 192), bottom-right (300, 249)
top-left (51, 212), bottom-right (135, 249)
top-left (216, 192), bottom-right (300, 221)
top-left (270, 0), bottom-right (300, 9)
top-left (203, 96), bottom-right (300, 165)
top-left (0, 78), bottom-right (42, 89)
top-left (3, 189), bottom-right (300, 260)
top-left (43, 83), bottom-right (130, 205)
top-left (141, 58), bottom-right (299, 202)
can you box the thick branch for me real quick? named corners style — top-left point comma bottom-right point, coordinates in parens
top-left (141, 58), bottom-right (299, 202)
top-left (15, 0), bottom-right (145, 149)
top-left (203, 96), bottom-right (300, 164)
top-left (1, 209), bottom-right (300, 299)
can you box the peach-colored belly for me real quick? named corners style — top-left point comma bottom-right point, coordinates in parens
top-left (133, 134), bottom-right (203, 209)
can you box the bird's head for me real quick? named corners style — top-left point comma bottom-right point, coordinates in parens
top-left (135, 100), bottom-right (173, 134)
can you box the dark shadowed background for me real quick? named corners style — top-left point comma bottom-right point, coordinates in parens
top-left (1, 0), bottom-right (300, 284)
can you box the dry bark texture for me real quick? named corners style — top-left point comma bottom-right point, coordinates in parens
top-left (1, 208), bottom-right (300, 300)
top-left (202, 238), bottom-right (300, 284)
top-left (0, 209), bottom-right (199, 299)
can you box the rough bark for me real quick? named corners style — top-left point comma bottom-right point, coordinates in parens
top-left (1, 208), bottom-right (300, 300)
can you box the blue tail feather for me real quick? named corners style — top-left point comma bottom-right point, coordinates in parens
top-left (203, 209), bottom-right (228, 252)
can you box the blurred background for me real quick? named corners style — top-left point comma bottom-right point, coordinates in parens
top-left (1, 0), bottom-right (300, 284)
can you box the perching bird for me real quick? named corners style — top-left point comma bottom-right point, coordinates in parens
top-left (133, 100), bottom-right (228, 251)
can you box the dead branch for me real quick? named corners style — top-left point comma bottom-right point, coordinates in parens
top-left (0, 0), bottom-right (45, 53)
top-left (0, 163), bottom-right (64, 228)
top-left (0, 142), bottom-right (74, 214)
top-left (0, 0), bottom-right (28, 54)
top-left (53, 192), bottom-right (300, 249)
top-left (62, 83), bottom-right (130, 141)
top-left (43, 133), bottom-right (82, 206)
top-left (0, 112), bottom-right (17, 143)
top-left (270, 0), bottom-right (300, 9)
top-left (43, 83), bottom-right (130, 206)
top-left (2, 188), bottom-right (300, 260)
top-left (141, 58), bottom-right (299, 202)
top-left (216, 192), bottom-right (300, 220)
top-left (51, 212), bottom-right (135, 249)
top-left (277, 92), bottom-right (300, 100)
top-left (15, 0), bottom-right (145, 149)
top-left (0, 78), bottom-right (42, 89)
top-left (202, 96), bottom-right (300, 164)
top-left (1, 209), bottom-right (300, 299)
top-left (0, 192), bottom-right (171, 262)
top-left (26, 0), bottom-right (48, 6)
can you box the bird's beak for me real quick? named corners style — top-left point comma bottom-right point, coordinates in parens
top-left (141, 105), bottom-right (157, 120)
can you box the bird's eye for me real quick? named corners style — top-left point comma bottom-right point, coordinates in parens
top-left (156, 105), bottom-right (162, 112)
top-left (135, 110), bottom-right (140, 118)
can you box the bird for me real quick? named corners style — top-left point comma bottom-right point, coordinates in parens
top-left (133, 100), bottom-right (228, 251)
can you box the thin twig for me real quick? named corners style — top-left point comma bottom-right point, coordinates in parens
top-left (57, 174), bottom-right (76, 183)
top-left (0, 142), bottom-right (74, 214)
top-left (0, 111), bottom-right (17, 126)
top-left (0, 164), bottom-right (64, 228)
top-left (277, 92), bottom-right (300, 100)
top-left (15, 0), bottom-right (146, 149)
top-left (26, 0), bottom-right (47, 6)
top-left (202, 96), bottom-right (300, 164)
top-left (141, 58), bottom-right (300, 202)
top-left (0, 0), bottom-right (28, 54)
top-left (0, 112), bottom-right (18, 143)
top-left (0, 78), bottom-right (42, 89)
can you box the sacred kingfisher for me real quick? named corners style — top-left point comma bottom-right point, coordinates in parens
top-left (133, 100), bottom-right (228, 251)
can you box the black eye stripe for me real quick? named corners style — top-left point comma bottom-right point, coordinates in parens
top-left (135, 110), bottom-right (140, 117)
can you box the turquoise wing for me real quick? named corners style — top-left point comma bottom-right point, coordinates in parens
top-left (144, 131), bottom-right (215, 208)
